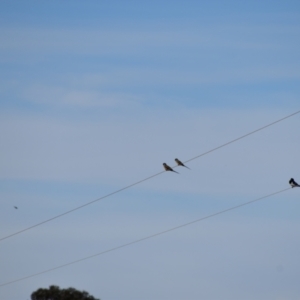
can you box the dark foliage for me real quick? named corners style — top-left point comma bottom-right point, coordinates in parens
top-left (31, 285), bottom-right (100, 300)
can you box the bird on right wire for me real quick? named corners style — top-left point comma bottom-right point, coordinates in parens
top-left (175, 158), bottom-right (190, 169)
top-left (289, 178), bottom-right (300, 188)
top-left (163, 163), bottom-right (179, 174)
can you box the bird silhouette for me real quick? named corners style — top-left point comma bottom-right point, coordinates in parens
top-left (163, 163), bottom-right (179, 174)
top-left (14, 206), bottom-right (18, 209)
top-left (175, 158), bottom-right (190, 169)
top-left (289, 178), bottom-right (300, 188)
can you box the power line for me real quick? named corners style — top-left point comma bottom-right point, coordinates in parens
top-left (0, 110), bottom-right (299, 243)
top-left (184, 110), bottom-right (300, 163)
top-left (0, 187), bottom-right (292, 287)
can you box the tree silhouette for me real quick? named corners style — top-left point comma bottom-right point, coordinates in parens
top-left (31, 285), bottom-right (100, 300)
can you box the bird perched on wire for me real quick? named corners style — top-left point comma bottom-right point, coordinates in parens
top-left (289, 178), bottom-right (300, 188)
top-left (175, 158), bottom-right (190, 169)
top-left (163, 163), bottom-right (179, 174)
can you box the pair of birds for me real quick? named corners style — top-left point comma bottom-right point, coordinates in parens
top-left (163, 158), bottom-right (190, 174)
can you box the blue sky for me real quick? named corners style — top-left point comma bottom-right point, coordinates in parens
top-left (1, 1), bottom-right (300, 300)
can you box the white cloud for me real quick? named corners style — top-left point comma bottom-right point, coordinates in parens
top-left (70, 66), bottom-right (300, 88)
top-left (0, 22), bottom-right (298, 57)
top-left (22, 84), bottom-right (141, 108)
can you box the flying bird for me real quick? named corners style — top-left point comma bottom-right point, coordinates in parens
top-left (289, 178), bottom-right (300, 188)
top-left (175, 158), bottom-right (190, 169)
top-left (163, 163), bottom-right (179, 174)
top-left (14, 206), bottom-right (18, 209)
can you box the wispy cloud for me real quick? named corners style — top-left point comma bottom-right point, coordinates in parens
top-left (70, 66), bottom-right (300, 88)
top-left (22, 84), bottom-right (141, 108)
top-left (0, 23), bottom-right (298, 57)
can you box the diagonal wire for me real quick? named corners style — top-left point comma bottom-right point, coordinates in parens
top-left (0, 170), bottom-right (165, 242)
top-left (0, 187), bottom-right (292, 287)
top-left (184, 109), bottom-right (300, 163)
top-left (0, 110), bottom-right (299, 243)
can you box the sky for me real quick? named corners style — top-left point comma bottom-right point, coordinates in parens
top-left (0, 1), bottom-right (300, 299)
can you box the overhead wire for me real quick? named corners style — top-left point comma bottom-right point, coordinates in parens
top-left (0, 109), bottom-right (299, 243)
top-left (0, 187), bottom-right (292, 287)
top-left (184, 110), bottom-right (300, 163)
